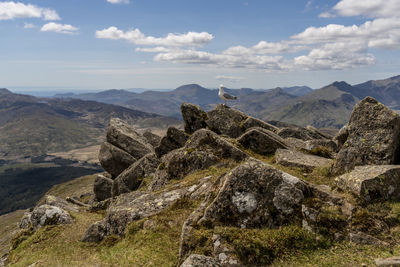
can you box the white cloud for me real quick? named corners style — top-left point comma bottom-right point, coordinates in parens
top-left (95, 27), bottom-right (213, 47)
top-left (107, 0), bottom-right (129, 4)
top-left (331, 0), bottom-right (400, 18)
top-left (41, 22), bottom-right (79, 34)
top-left (23, 22), bottom-right (35, 29)
top-left (0, 1), bottom-right (60, 21)
top-left (216, 75), bottom-right (245, 83)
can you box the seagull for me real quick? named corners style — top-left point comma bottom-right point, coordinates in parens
top-left (218, 84), bottom-right (237, 106)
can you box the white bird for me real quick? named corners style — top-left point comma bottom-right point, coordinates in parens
top-left (218, 84), bottom-right (237, 106)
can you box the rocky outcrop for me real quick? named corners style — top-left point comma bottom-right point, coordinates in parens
top-left (181, 103), bottom-right (208, 134)
top-left (333, 97), bottom-right (400, 174)
top-left (335, 165), bottom-right (400, 202)
top-left (112, 153), bottom-right (160, 196)
top-left (238, 127), bottom-right (289, 155)
top-left (181, 254), bottom-right (221, 267)
top-left (155, 127), bottom-right (188, 157)
top-left (142, 131), bottom-right (162, 148)
top-left (19, 205), bottom-right (73, 230)
top-left (240, 117), bottom-right (278, 133)
top-left (98, 142), bottom-right (136, 178)
top-left (333, 124), bottom-right (348, 149)
top-left (206, 104), bottom-right (247, 138)
top-left (107, 118), bottom-right (153, 159)
top-left (375, 256), bottom-right (400, 267)
top-left (275, 149), bottom-right (333, 172)
top-left (277, 126), bottom-right (327, 141)
top-left (94, 174), bottom-right (113, 201)
top-left (305, 139), bottom-right (338, 154)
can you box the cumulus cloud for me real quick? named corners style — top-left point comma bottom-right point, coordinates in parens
top-left (23, 22), bottom-right (35, 29)
top-left (41, 22), bottom-right (79, 34)
top-left (216, 75), bottom-right (245, 83)
top-left (96, 27), bottom-right (214, 47)
top-left (0, 1), bottom-right (60, 20)
top-left (330, 0), bottom-right (400, 18)
top-left (107, 0), bottom-right (129, 4)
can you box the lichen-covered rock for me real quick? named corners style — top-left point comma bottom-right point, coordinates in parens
top-left (277, 126), bottom-right (327, 141)
top-left (181, 103), bottom-right (208, 134)
top-left (335, 165), bottom-right (400, 202)
top-left (375, 256), bottom-right (400, 267)
top-left (333, 124), bottom-right (348, 149)
top-left (240, 116), bottom-right (278, 133)
top-left (155, 127), bottom-right (188, 157)
top-left (206, 104), bottom-right (247, 138)
top-left (107, 118), bottom-right (153, 159)
top-left (42, 195), bottom-right (80, 213)
top-left (284, 138), bottom-right (307, 150)
top-left (94, 174), bottom-right (113, 201)
top-left (238, 127), bottom-right (289, 155)
top-left (142, 131), bottom-right (162, 148)
top-left (305, 139), bottom-right (338, 154)
top-left (333, 97), bottom-right (400, 174)
top-left (306, 125), bottom-right (333, 140)
top-left (198, 158), bottom-right (311, 228)
top-left (98, 142), bottom-right (136, 178)
top-left (275, 149), bottom-right (333, 172)
top-left (181, 254), bottom-right (221, 267)
top-left (19, 205), bottom-right (73, 230)
top-left (112, 153), bottom-right (160, 196)
top-left (81, 220), bottom-right (107, 243)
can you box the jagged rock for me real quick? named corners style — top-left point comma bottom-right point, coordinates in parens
top-left (155, 127), bottom-right (188, 157)
top-left (181, 254), bottom-right (221, 267)
top-left (198, 158), bottom-right (310, 228)
top-left (240, 116), bottom-right (278, 133)
top-left (150, 150), bottom-right (218, 191)
top-left (19, 205), bottom-right (73, 230)
top-left (305, 139), bottom-right (338, 154)
top-left (335, 165), bottom-right (400, 202)
top-left (99, 142), bottom-right (136, 178)
top-left (375, 256), bottom-right (400, 267)
top-left (94, 174), bottom-right (113, 201)
top-left (333, 124), bottom-right (348, 149)
top-left (306, 125), bottom-right (333, 139)
top-left (142, 131), bottom-right (162, 148)
top-left (238, 127), bottom-right (289, 155)
top-left (333, 97), bottom-right (400, 174)
top-left (107, 118), bottom-right (153, 159)
top-left (206, 104), bottom-right (247, 138)
top-left (349, 231), bottom-right (389, 246)
top-left (81, 220), bottom-right (107, 243)
top-left (284, 138), bottom-right (307, 150)
top-left (277, 126), bottom-right (326, 141)
top-left (181, 103), bottom-right (208, 134)
top-left (112, 153), bottom-right (160, 196)
top-left (42, 195), bottom-right (79, 213)
top-left (275, 149), bottom-right (333, 172)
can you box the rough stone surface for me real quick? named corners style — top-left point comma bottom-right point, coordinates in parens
top-left (198, 158), bottom-right (311, 228)
top-left (142, 131), bottom-right (162, 148)
top-left (19, 205), bottom-right (73, 230)
top-left (240, 116), bottom-right (278, 133)
top-left (181, 254), bottom-right (221, 267)
top-left (107, 118), bottom-right (153, 159)
top-left (306, 125), bottom-right (333, 139)
top-left (155, 127), bottom-right (188, 157)
top-left (277, 126), bottom-right (326, 141)
top-left (376, 256), bottom-right (400, 267)
top-left (335, 165), bottom-right (400, 202)
top-left (305, 139), bottom-right (338, 154)
top-left (238, 127), bottom-right (289, 155)
top-left (181, 103), bottom-right (208, 134)
top-left (333, 97), bottom-right (400, 174)
top-left (206, 104), bottom-right (247, 138)
top-left (98, 142), bottom-right (136, 178)
top-left (42, 195), bottom-right (79, 213)
top-left (333, 124), bottom-right (349, 149)
top-left (94, 174), bottom-right (113, 201)
top-left (112, 153), bottom-right (160, 196)
top-left (284, 138), bottom-right (307, 150)
top-left (275, 149), bottom-right (333, 172)
top-left (349, 231), bottom-right (388, 246)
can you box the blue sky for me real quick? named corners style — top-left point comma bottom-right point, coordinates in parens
top-left (1, 0), bottom-right (400, 91)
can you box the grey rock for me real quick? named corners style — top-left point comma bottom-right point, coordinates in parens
top-left (333, 124), bottom-right (349, 149)
top-left (155, 127), bottom-right (188, 157)
top-left (99, 142), bottom-right (136, 178)
top-left (181, 254), bottom-right (220, 267)
top-left (238, 127), bottom-right (289, 155)
top-left (19, 204), bottom-right (73, 230)
top-left (335, 165), bottom-right (400, 202)
top-left (333, 97), bottom-right (400, 174)
top-left (240, 116), bottom-right (278, 133)
top-left (376, 256), bottom-right (400, 267)
top-left (181, 103), bottom-right (208, 134)
top-left (206, 104), bottom-right (247, 138)
top-left (142, 131), bottom-right (162, 148)
top-left (349, 231), bottom-right (388, 246)
top-left (275, 149), bottom-right (333, 172)
top-left (305, 139), bottom-right (338, 154)
top-left (277, 127), bottom-right (313, 141)
top-left (112, 153), bottom-right (160, 197)
top-left (94, 174), bottom-right (113, 201)
top-left (42, 195), bottom-right (80, 213)
top-left (284, 138), bottom-right (307, 151)
top-left (306, 125), bottom-right (333, 139)
top-left (107, 118), bottom-right (153, 159)
top-left (81, 220), bottom-right (107, 243)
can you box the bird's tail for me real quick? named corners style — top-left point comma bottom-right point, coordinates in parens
top-left (233, 96), bottom-right (238, 100)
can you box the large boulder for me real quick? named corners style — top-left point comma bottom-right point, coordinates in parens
top-left (335, 165), bottom-right (400, 202)
top-left (237, 127), bottom-right (289, 155)
top-left (107, 118), bottom-right (153, 159)
top-left (275, 149), bottom-right (333, 172)
top-left (94, 174), bottom-right (113, 201)
top-left (181, 103), bottom-right (208, 134)
top-left (19, 205), bottom-right (73, 230)
top-left (333, 124), bottom-right (349, 149)
top-left (305, 139), bottom-right (338, 154)
top-left (332, 97), bottom-right (400, 174)
top-left (277, 127), bottom-right (318, 141)
top-left (142, 131), bottom-right (162, 148)
top-left (98, 142), bottom-right (136, 178)
top-left (198, 158), bottom-right (311, 228)
top-left (181, 254), bottom-right (220, 267)
top-left (155, 127), bottom-right (188, 157)
top-left (112, 153), bottom-right (160, 196)
top-left (206, 104), bottom-right (247, 138)
top-left (240, 117), bottom-right (278, 133)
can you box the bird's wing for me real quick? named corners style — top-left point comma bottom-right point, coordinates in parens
top-left (223, 93), bottom-right (237, 100)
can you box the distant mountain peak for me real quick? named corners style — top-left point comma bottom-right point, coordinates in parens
top-left (0, 88), bottom-right (12, 94)
top-left (332, 81), bottom-right (352, 89)
top-left (175, 84), bottom-right (206, 91)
